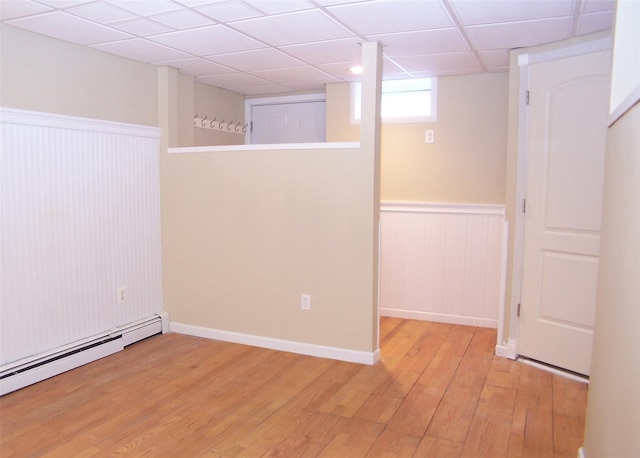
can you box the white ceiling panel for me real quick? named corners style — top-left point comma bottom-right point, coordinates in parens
top-left (109, 0), bottom-right (182, 16)
top-left (392, 52), bottom-right (482, 75)
top-left (209, 48), bottom-right (304, 72)
top-left (250, 66), bottom-right (340, 84)
top-left (155, 57), bottom-right (235, 76)
top-left (7, 11), bottom-right (132, 45)
top-left (91, 38), bottom-right (191, 63)
top-left (242, 0), bottom-right (313, 15)
top-left (449, 0), bottom-right (574, 26)
top-left (109, 17), bottom-right (174, 36)
top-left (326, 0), bottom-right (454, 35)
top-left (0, 1), bottom-right (51, 21)
top-left (149, 24), bottom-right (265, 55)
top-left (1, 0), bottom-right (615, 96)
top-left (196, 1), bottom-right (262, 22)
top-left (577, 10), bottom-right (615, 35)
top-left (150, 8), bottom-right (213, 29)
top-left (230, 9), bottom-right (352, 46)
top-left (367, 28), bottom-right (469, 56)
top-left (68, 2), bottom-right (137, 24)
top-left (466, 17), bottom-right (572, 50)
top-left (280, 37), bottom-right (363, 65)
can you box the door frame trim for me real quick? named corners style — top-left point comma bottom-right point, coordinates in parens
top-left (506, 35), bottom-right (612, 360)
top-left (244, 93), bottom-right (326, 145)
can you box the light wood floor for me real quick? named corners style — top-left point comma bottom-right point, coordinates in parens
top-left (0, 318), bottom-right (587, 457)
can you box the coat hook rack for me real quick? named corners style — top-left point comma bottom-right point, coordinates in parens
top-left (193, 114), bottom-right (246, 135)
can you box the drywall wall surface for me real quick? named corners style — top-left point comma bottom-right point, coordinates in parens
top-left (583, 101), bottom-right (640, 458)
top-left (161, 145), bottom-right (377, 352)
top-left (327, 73), bottom-right (508, 204)
top-left (0, 24), bottom-right (157, 126)
top-left (193, 82), bottom-right (245, 147)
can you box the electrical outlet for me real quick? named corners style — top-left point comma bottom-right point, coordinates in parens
top-left (301, 294), bottom-right (311, 310)
top-left (425, 129), bottom-right (435, 144)
top-left (117, 287), bottom-right (126, 304)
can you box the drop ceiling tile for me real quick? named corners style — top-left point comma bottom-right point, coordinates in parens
top-left (68, 2), bottom-right (137, 24)
top-left (150, 8), bottom-right (213, 29)
top-left (392, 52), bottom-right (482, 75)
top-left (367, 28), bottom-right (469, 56)
top-left (230, 9), bottom-right (352, 46)
top-left (230, 83), bottom-right (295, 95)
top-left (582, 0), bottom-right (616, 14)
top-left (173, 0), bottom-right (227, 7)
top-left (250, 66), bottom-right (340, 84)
top-left (196, 1), bottom-right (263, 22)
top-left (318, 57), bottom-right (407, 81)
top-left (242, 0), bottom-right (313, 15)
top-left (91, 38), bottom-right (191, 62)
top-left (108, 0), bottom-right (182, 16)
top-left (465, 17), bottom-right (572, 50)
top-left (327, 0), bottom-right (454, 35)
top-left (7, 11), bottom-right (132, 45)
top-left (0, 0), bottom-right (52, 21)
top-left (280, 37), bottom-right (362, 65)
top-left (36, 0), bottom-right (94, 7)
top-left (577, 10), bottom-right (614, 35)
top-left (208, 48), bottom-right (304, 72)
top-left (109, 17), bottom-right (174, 35)
top-left (197, 72), bottom-right (271, 87)
top-left (478, 49), bottom-right (510, 68)
top-left (149, 25), bottom-right (265, 56)
top-left (449, 0), bottom-right (573, 26)
top-left (281, 82), bottom-right (326, 92)
top-left (154, 57), bottom-right (235, 76)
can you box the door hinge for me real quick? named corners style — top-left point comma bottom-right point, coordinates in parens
top-left (250, 121), bottom-right (253, 133)
top-left (522, 198), bottom-right (526, 213)
top-left (525, 90), bottom-right (530, 105)
top-left (517, 303), bottom-right (521, 317)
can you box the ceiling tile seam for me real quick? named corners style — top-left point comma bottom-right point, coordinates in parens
top-left (440, 0), bottom-right (487, 73)
top-left (570, 0), bottom-right (586, 37)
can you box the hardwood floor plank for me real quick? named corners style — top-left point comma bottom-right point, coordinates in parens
top-left (0, 320), bottom-right (588, 458)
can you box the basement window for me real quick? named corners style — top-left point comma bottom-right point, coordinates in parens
top-left (351, 77), bottom-right (437, 124)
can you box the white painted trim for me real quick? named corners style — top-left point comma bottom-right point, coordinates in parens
top-left (577, 446), bottom-right (586, 458)
top-left (518, 358), bottom-right (589, 384)
top-left (496, 220), bottom-right (510, 347)
top-left (495, 337), bottom-right (518, 360)
top-left (170, 322), bottom-right (380, 365)
top-left (168, 142), bottom-right (360, 154)
top-left (0, 107), bottom-right (160, 138)
top-left (380, 201), bottom-right (505, 216)
top-left (518, 35), bottom-right (612, 67)
top-left (608, 84), bottom-right (640, 127)
top-left (380, 308), bottom-right (498, 329)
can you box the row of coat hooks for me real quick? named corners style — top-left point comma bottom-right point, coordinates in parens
top-left (193, 114), bottom-right (247, 134)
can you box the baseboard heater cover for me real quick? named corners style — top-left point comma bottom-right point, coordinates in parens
top-left (0, 311), bottom-right (169, 396)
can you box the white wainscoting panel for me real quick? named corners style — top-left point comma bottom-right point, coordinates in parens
top-left (380, 202), bottom-right (506, 328)
top-left (0, 108), bottom-right (163, 366)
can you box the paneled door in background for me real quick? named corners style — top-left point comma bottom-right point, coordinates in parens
top-left (249, 101), bottom-right (326, 144)
top-left (518, 48), bottom-right (611, 376)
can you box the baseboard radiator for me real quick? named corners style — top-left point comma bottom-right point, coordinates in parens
top-left (380, 201), bottom-right (507, 328)
top-left (0, 312), bottom-right (169, 396)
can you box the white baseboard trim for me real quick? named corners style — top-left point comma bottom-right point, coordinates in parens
top-left (495, 337), bottom-right (518, 360)
top-left (380, 308), bottom-right (498, 329)
top-left (577, 446), bottom-right (586, 458)
top-left (170, 322), bottom-right (380, 366)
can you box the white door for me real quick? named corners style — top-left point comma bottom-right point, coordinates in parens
top-left (250, 101), bottom-right (326, 144)
top-left (518, 49), bottom-right (611, 376)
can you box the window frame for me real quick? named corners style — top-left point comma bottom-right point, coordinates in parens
top-left (350, 77), bottom-right (438, 124)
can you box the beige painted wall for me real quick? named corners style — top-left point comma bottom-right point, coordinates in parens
top-left (161, 146), bottom-right (377, 351)
top-left (0, 24), bottom-right (157, 126)
top-left (583, 2), bottom-right (640, 456)
top-left (327, 73), bottom-right (508, 204)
